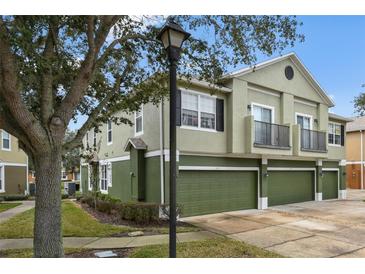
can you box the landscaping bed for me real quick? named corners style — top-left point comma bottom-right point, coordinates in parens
top-left (0, 202), bottom-right (21, 213)
top-left (78, 200), bottom-right (200, 235)
top-left (0, 238), bottom-right (283, 258)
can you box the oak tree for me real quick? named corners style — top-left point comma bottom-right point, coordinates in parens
top-left (0, 15), bottom-right (303, 257)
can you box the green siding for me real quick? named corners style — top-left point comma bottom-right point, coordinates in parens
top-left (269, 160), bottom-right (316, 168)
top-left (110, 160), bottom-right (132, 202)
top-left (179, 155), bottom-right (260, 167)
top-left (268, 171), bottom-right (314, 206)
top-left (81, 166), bottom-right (88, 193)
top-left (322, 171), bottom-right (338, 200)
top-left (323, 161), bottom-right (339, 168)
top-left (177, 170), bottom-right (257, 217)
top-left (145, 156), bottom-right (161, 203)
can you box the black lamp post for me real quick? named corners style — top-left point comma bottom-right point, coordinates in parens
top-left (157, 18), bottom-right (190, 258)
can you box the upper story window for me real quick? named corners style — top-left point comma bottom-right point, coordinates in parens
top-left (135, 105), bottom-right (143, 136)
top-left (328, 122), bottom-right (341, 146)
top-left (295, 113), bottom-right (312, 130)
top-left (107, 120), bottom-right (112, 145)
top-left (181, 91), bottom-right (216, 130)
top-left (1, 130), bottom-right (11, 151)
top-left (93, 128), bottom-right (97, 147)
top-left (252, 103), bottom-right (273, 123)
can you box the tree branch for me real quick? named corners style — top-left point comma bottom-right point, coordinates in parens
top-left (54, 16), bottom-right (122, 127)
top-left (0, 19), bottom-right (48, 151)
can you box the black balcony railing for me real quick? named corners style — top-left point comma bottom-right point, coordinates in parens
top-left (254, 121), bottom-right (290, 149)
top-left (300, 128), bottom-right (326, 152)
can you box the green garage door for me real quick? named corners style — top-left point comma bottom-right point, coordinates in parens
top-left (323, 171), bottom-right (338, 200)
top-left (268, 171), bottom-right (314, 206)
top-left (177, 170), bottom-right (257, 217)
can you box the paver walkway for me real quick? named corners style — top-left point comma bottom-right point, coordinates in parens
top-left (182, 189), bottom-right (365, 258)
top-left (0, 201), bottom-right (35, 224)
top-left (0, 231), bottom-right (217, 250)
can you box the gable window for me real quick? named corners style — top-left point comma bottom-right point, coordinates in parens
top-left (181, 91), bottom-right (216, 130)
top-left (0, 165), bottom-right (4, 193)
top-left (1, 130), bottom-right (11, 151)
top-left (135, 106), bottom-right (143, 136)
top-left (107, 120), bottom-right (112, 145)
top-left (328, 122), bottom-right (341, 146)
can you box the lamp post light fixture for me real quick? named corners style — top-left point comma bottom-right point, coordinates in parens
top-left (157, 18), bottom-right (190, 258)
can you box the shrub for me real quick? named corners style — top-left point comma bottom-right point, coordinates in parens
top-left (117, 202), bottom-right (161, 224)
top-left (80, 195), bottom-right (94, 207)
top-left (61, 194), bottom-right (69, 200)
top-left (96, 200), bottom-right (113, 214)
top-left (75, 191), bottom-right (83, 201)
top-left (0, 194), bottom-right (29, 201)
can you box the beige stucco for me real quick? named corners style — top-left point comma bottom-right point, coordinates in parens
top-left (84, 55), bottom-right (346, 162)
top-left (346, 131), bottom-right (363, 161)
top-left (0, 132), bottom-right (27, 164)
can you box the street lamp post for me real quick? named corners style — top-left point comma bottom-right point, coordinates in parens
top-left (157, 18), bottom-right (190, 258)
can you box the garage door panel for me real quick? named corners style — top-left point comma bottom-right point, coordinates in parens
top-left (323, 171), bottom-right (338, 200)
top-left (177, 170), bottom-right (257, 217)
top-left (268, 171), bottom-right (314, 206)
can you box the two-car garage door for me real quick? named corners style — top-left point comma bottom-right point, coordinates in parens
top-left (177, 170), bottom-right (257, 217)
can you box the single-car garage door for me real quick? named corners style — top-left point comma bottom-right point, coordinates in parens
top-left (322, 171), bottom-right (338, 200)
top-left (268, 170), bottom-right (314, 206)
top-left (177, 170), bottom-right (257, 217)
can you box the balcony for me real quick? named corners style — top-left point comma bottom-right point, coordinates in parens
top-left (300, 128), bottom-right (327, 153)
top-left (244, 116), bottom-right (292, 156)
top-left (254, 121), bottom-right (290, 149)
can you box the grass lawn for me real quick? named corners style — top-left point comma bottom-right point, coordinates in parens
top-left (0, 203), bottom-right (21, 213)
top-left (0, 248), bottom-right (84, 258)
top-left (0, 238), bottom-right (282, 258)
top-left (130, 237), bottom-right (283, 258)
top-left (0, 201), bottom-right (133, 239)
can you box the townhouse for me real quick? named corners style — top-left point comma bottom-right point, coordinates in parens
top-left (0, 130), bottom-right (28, 196)
top-left (81, 53), bottom-right (350, 217)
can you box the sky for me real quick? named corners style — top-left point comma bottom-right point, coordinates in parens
top-left (69, 15), bottom-right (365, 130)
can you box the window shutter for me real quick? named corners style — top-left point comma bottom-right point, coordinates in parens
top-left (176, 89), bottom-right (181, 126)
top-left (107, 162), bottom-right (112, 187)
top-left (216, 98), bottom-right (224, 132)
top-left (341, 125), bottom-right (345, 146)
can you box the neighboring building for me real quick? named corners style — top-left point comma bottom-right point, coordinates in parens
top-left (0, 130), bottom-right (28, 196)
top-left (81, 53), bottom-right (350, 217)
top-left (345, 116), bottom-right (365, 189)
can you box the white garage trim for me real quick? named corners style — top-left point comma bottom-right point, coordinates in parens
top-left (322, 168), bottom-right (341, 199)
top-left (178, 165), bottom-right (261, 210)
top-left (267, 167), bottom-right (318, 201)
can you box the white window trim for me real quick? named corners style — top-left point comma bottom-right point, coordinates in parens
top-left (99, 161), bottom-right (109, 194)
top-left (87, 165), bottom-right (92, 191)
top-left (1, 130), bottom-right (11, 151)
top-left (295, 112), bottom-right (313, 130)
top-left (181, 89), bottom-right (217, 132)
top-left (107, 120), bottom-right (113, 146)
top-left (0, 164), bottom-right (5, 193)
top-left (328, 121), bottom-right (342, 147)
top-left (251, 102), bottom-right (275, 123)
top-left (134, 105), bottom-right (144, 137)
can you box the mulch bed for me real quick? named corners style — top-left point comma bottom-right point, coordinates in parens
top-left (66, 248), bottom-right (133, 258)
top-left (76, 201), bottom-right (195, 232)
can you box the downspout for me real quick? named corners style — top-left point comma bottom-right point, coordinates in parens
top-left (361, 130), bottom-right (364, 190)
top-left (159, 100), bottom-right (165, 204)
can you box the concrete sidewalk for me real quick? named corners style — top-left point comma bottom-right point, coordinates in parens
top-left (0, 201), bottom-right (35, 224)
top-left (0, 231), bottom-right (217, 250)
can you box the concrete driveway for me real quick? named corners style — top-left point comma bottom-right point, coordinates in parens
top-left (182, 190), bottom-right (365, 258)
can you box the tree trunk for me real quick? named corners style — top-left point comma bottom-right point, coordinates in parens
top-left (33, 150), bottom-right (64, 257)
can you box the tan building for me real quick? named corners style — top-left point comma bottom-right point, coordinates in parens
top-left (0, 129), bottom-right (28, 196)
top-left (346, 116), bottom-right (365, 189)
